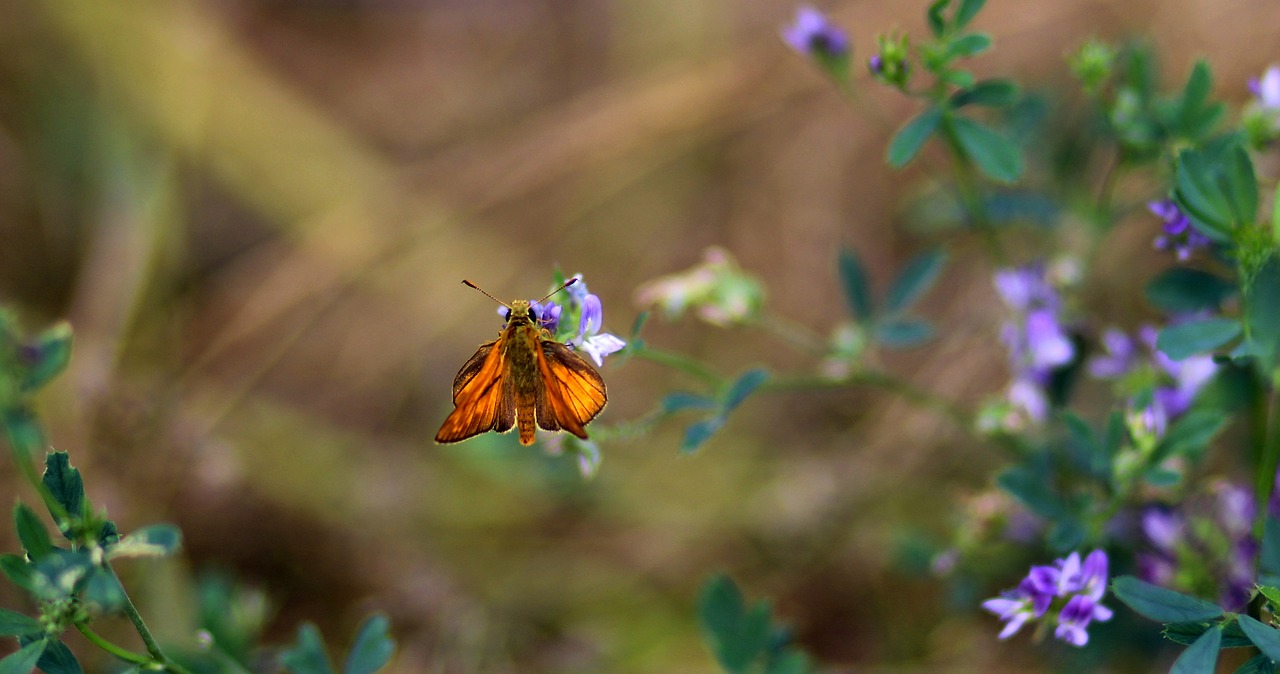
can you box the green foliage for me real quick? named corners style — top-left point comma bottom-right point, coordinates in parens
top-left (21, 637), bottom-right (83, 674)
top-left (42, 452), bottom-right (84, 536)
top-left (0, 639), bottom-right (46, 674)
top-left (947, 115), bottom-right (1024, 183)
top-left (699, 574), bottom-right (811, 674)
top-left (887, 107), bottom-right (942, 168)
top-left (107, 524), bottom-right (182, 560)
top-left (678, 368), bottom-right (770, 453)
top-left (1237, 616), bottom-right (1280, 662)
top-left (1145, 268), bottom-right (1236, 314)
top-left (835, 248), bottom-right (946, 352)
top-left (1111, 576), bottom-right (1223, 623)
top-left (14, 504), bottom-right (54, 562)
top-left (281, 616), bottom-right (396, 674)
top-left (0, 608), bottom-right (42, 637)
top-left (1173, 141), bottom-right (1256, 242)
top-left (1155, 318), bottom-right (1241, 361)
top-left (1169, 626), bottom-right (1220, 674)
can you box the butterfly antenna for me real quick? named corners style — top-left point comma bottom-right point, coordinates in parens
top-left (461, 280), bottom-right (511, 309)
top-left (536, 277), bottom-right (578, 303)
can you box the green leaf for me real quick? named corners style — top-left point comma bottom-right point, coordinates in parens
top-left (1174, 147), bottom-right (1236, 240)
top-left (873, 319), bottom-right (935, 348)
top-left (1146, 268), bottom-right (1236, 314)
top-left (764, 651), bottom-right (810, 674)
top-left (82, 567), bottom-right (126, 613)
top-left (1164, 620), bottom-right (1252, 647)
top-left (0, 609), bottom-right (41, 637)
top-left (953, 0), bottom-right (987, 29)
top-left (837, 249), bottom-right (875, 321)
top-left (0, 639), bottom-right (46, 674)
top-left (1112, 576), bottom-right (1223, 622)
top-left (1156, 317), bottom-right (1241, 360)
top-left (41, 452), bottom-right (84, 534)
top-left (887, 107), bottom-right (942, 168)
top-left (1153, 410), bottom-right (1227, 461)
top-left (682, 416), bottom-right (725, 454)
top-left (1260, 584), bottom-right (1280, 607)
top-left (107, 524), bottom-right (182, 560)
top-left (951, 80), bottom-right (1018, 108)
top-left (885, 249), bottom-right (947, 313)
top-left (2, 409), bottom-right (45, 461)
top-left (1239, 615), bottom-right (1280, 661)
top-left (1224, 141), bottom-right (1259, 225)
top-left (20, 323), bottom-right (72, 394)
top-left (660, 392), bottom-right (719, 414)
top-left (281, 623), bottom-right (336, 674)
top-left (344, 614), bottom-right (395, 674)
top-left (1247, 255), bottom-right (1280, 363)
top-left (0, 554), bottom-right (34, 592)
top-left (31, 549), bottom-right (93, 601)
top-left (1171, 625), bottom-right (1221, 674)
top-left (27, 638), bottom-right (82, 674)
top-left (949, 115), bottom-right (1023, 182)
top-left (996, 466), bottom-right (1066, 519)
top-left (724, 369), bottom-right (769, 411)
top-left (946, 33), bottom-right (992, 59)
top-left (14, 504), bottom-right (53, 561)
top-left (927, 0), bottom-right (950, 36)
top-left (700, 574), bottom-right (744, 647)
top-left (1237, 653), bottom-right (1278, 674)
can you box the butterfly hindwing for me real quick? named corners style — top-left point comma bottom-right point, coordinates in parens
top-left (536, 341), bottom-right (607, 438)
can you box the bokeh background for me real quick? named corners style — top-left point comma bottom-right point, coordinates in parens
top-left (0, 0), bottom-right (1277, 671)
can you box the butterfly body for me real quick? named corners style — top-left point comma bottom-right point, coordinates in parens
top-left (436, 298), bottom-right (607, 446)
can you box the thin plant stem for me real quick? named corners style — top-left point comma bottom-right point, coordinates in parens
top-left (628, 346), bottom-right (722, 386)
top-left (1256, 385), bottom-right (1280, 542)
top-left (75, 623), bottom-right (151, 666)
top-left (104, 563), bottom-right (197, 674)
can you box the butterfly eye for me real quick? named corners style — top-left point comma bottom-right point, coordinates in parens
top-left (499, 307), bottom-right (511, 322)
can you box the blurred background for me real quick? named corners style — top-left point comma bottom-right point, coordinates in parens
top-left (0, 0), bottom-right (1277, 671)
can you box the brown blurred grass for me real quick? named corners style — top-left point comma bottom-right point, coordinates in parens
top-left (0, 0), bottom-right (1278, 671)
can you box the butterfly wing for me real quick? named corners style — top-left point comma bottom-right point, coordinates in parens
top-left (535, 341), bottom-right (607, 439)
top-left (435, 340), bottom-right (516, 443)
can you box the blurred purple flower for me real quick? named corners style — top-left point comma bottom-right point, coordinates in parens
top-left (1141, 508), bottom-right (1184, 553)
top-left (782, 5), bottom-right (849, 59)
top-left (1250, 65), bottom-right (1280, 109)
top-left (995, 264), bottom-right (1074, 423)
top-left (868, 54), bottom-right (884, 75)
top-left (1088, 328), bottom-right (1137, 379)
top-left (1150, 199), bottom-right (1212, 261)
top-left (984, 549), bottom-right (1111, 646)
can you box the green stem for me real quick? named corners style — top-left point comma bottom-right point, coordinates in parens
top-left (76, 623), bottom-right (151, 666)
top-left (942, 125), bottom-right (1007, 265)
top-left (1256, 384), bottom-right (1280, 542)
top-left (628, 346), bottom-right (722, 386)
top-left (103, 563), bottom-right (196, 674)
top-left (748, 314), bottom-right (828, 357)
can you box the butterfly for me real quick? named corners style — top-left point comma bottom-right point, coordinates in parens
top-left (435, 279), bottom-right (607, 446)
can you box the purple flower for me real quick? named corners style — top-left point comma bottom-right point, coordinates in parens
top-left (529, 300), bottom-right (562, 334)
top-left (1088, 328), bottom-right (1137, 378)
top-left (994, 264), bottom-right (1058, 312)
top-left (1250, 65), bottom-right (1280, 109)
top-left (1150, 199), bottom-right (1212, 261)
top-left (868, 54), bottom-right (884, 75)
top-left (1141, 508), bottom-right (1184, 553)
top-left (1055, 595), bottom-right (1112, 646)
top-left (984, 549), bottom-right (1111, 647)
top-left (571, 293), bottom-right (626, 367)
top-left (781, 6), bottom-right (849, 59)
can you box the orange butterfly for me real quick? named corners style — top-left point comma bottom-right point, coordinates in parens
top-left (435, 279), bottom-right (607, 446)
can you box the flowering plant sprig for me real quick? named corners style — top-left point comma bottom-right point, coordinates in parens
top-left (0, 313), bottom-right (397, 674)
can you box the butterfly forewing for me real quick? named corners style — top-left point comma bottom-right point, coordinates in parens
top-left (435, 340), bottom-right (515, 443)
top-left (536, 341), bottom-right (607, 438)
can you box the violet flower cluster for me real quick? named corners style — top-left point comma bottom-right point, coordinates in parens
top-left (1149, 199), bottom-right (1212, 262)
top-left (982, 550), bottom-right (1112, 647)
top-left (994, 264), bottom-right (1075, 425)
top-left (1138, 483), bottom-right (1258, 611)
top-left (1088, 324), bottom-right (1216, 439)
